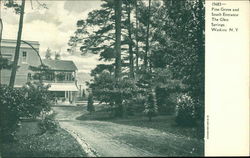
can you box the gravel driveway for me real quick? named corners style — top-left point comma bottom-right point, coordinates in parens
top-left (52, 105), bottom-right (203, 157)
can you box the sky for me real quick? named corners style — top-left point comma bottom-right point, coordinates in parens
top-left (0, 0), bottom-right (103, 73)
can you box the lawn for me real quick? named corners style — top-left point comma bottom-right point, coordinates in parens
top-left (1, 121), bottom-right (87, 158)
top-left (77, 107), bottom-right (204, 140)
top-left (77, 107), bottom-right (204, 156)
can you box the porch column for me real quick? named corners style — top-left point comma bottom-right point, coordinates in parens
top-left (65, 91), bottom-right (67, 100)
top-left (69, 91), bottom-right (72, 103)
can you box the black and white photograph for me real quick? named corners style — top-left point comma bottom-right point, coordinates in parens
top-left (3, 0), bottom-right (248, 157)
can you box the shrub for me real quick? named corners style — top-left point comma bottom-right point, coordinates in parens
top-left (62, 98), bottom-right (66, 102)
top-left (175, 94), bottom-right (196, 126)
top-left (0, 85), bottom-right (25, 142)
top-left (21, 81), bottom-right (53, 119)
top-left (38, 114), bottom-right (59, 134)
top-left (90, 72), bottom-right (140, 117)
top-left (155, 87), bottom-right (176, 115)
top-left (144, 90), bottom-right (158, 121)
top-left (82, 89), bottom-right (86, 98)
top-left (126, 94), bottom-right (146, 116)
top-left (0, 82), bottom-right (54, 142)
top-left (87, 94), bottom-right (95, 113)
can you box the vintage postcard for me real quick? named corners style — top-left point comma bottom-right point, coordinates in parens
top-left (0, 0), bottom-right (249, 157)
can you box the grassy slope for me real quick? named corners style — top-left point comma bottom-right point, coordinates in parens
top-left (1, 121), bottom-right (86, 158)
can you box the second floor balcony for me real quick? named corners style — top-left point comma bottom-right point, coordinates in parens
top-left (28, 71), bottom-right (76, 83)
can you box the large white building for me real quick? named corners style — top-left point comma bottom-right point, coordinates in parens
top-left (0, 39), bottom-right (79, 104)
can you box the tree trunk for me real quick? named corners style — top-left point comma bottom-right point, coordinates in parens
top-left (144, 0), bottom-right (151, 69)
top-left (149, 115), bottom-right (152, 121)
top-left (197, 0), bottom-right (205, 99)
top-left (196, 0), bottom-right (205, 132)
top-left (9, 0), bottom-right (25, 88)
top-left (135, 0), bottom-right (139, 72)
top-left (114, 0), bottom-right (122, 79)
top-left (0, 18), bottom-right (3, 85)
top-left (127, 3), bottom-right (134, 79)
top-left (114, 0), bottom-right (124, 117)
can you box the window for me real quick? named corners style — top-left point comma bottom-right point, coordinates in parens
top-left (27, 73), bottom-right (32, 80)
top-left (22, 51), bottom-right (27, 63)
top-left (65, 72), bottom-right (73, 81)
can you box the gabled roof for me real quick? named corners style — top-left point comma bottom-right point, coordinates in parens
top-left (42, 59), bottom-right (78, 71)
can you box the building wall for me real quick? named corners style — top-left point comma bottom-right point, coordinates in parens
top-left (1, 45), bottom-right (41, 87)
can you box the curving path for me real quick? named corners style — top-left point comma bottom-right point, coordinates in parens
top-left (52, 105), bottom-right (203, 157)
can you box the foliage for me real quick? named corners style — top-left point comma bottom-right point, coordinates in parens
top-left (87, 93), bottom-right (95, 113)
top-left (0, 57), bottom-right (12, 70)
top-left (3, 0), bottom-right (22, 14)
top-left (175, 94), bottom-right (196, 126)
top-left (70, 0), bottom-right (205, 130)
top-left (54, 52), bottom-right (61, 60)
top-left (1, 122), bottom-right (86, 157)
top-left (91, 64), bottom-right (114, 76)
top-left (89, 71), bottom-right (140, 117)
top-left (56, 72), bottom-right (66, 81)
top-left (0, 81), bottom-right (54, 142)
top-left (144, 90), bottom-right (157, 121)
top-left (160, 0), bottom-right (205, 125)
top-left (21, 81), bottom-right (53, 119)
top-left (3, 0), bottom-right (47, 14)
top-left (45, 48), bottom-right (52, 59)
top-left (136, 68), bottom-right (186, 115)
top-left (82, 89), bottom-right (86, 98)
top-left (0, 85), bottom-right (25, 142)
top-left (38, 114), bottom-right (59, 134)
top-left (29, 64), bottom-right (54, 81)
top-left (126, 94), bottom-right (146, 115)
top-left (155, 87), bottom-right (174, 115)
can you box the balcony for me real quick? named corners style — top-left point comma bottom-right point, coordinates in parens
top-left (28, 71), bottom-right (76, 84)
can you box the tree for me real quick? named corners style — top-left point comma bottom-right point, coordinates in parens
top-left (89, 71), bottom-right (140, 117)
top-left (0, 18), bottom-right (3, 85)
top-left (0, 57), bottom-right (12, 85)
top-left (150, 0), bottom-right (205, 130)
top-left (82, 89), bottom-right (86, 98)
top-left (144, 89), bottom-right (157, 121)
top-left (71, 0), bottom-right (138, 78)
top-left (134, 0), bottom-right (139, 72)
top-left (4, 0), bottom-right (47, 87)
top-left (144, 0), bottom-right (151, 69)
top-left (29, 64), bottom-right (53, 81)
top-left (54, 52), bottom-right (61, 60)
top-left (87, 93), bottom-right (95, 114)
top-left (91, 64), bottom-right (114, 76)
top-left (124, 0), bottom-right (134, 78)
top-left (45, 48), bottom-right (52, 59)
top-left (9, 0), bottom-right (25, 88)
top-left (114, 0), bottom-right (122, 79)
top-left (70, 0), bottom-right (205, 131)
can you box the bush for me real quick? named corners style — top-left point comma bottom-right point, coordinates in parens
top-left (90, 72), bottom-right (140, 117)
top-left (0, 82), bottom-right (54, 142)
top-left (21, 82), bottom-right (53, 119)
top-left (0, 85), bottom-right (25, 142)
top-left (155, 87), bottom-right (176, 115)
top-left (144, 90), bottom-right (158, 121)
top-left (38, 114), bottom-right (59, 134)
top-left (175, 94), bottom-right (196, 126)
top-left (87, 94), bottom-right (95, 113)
